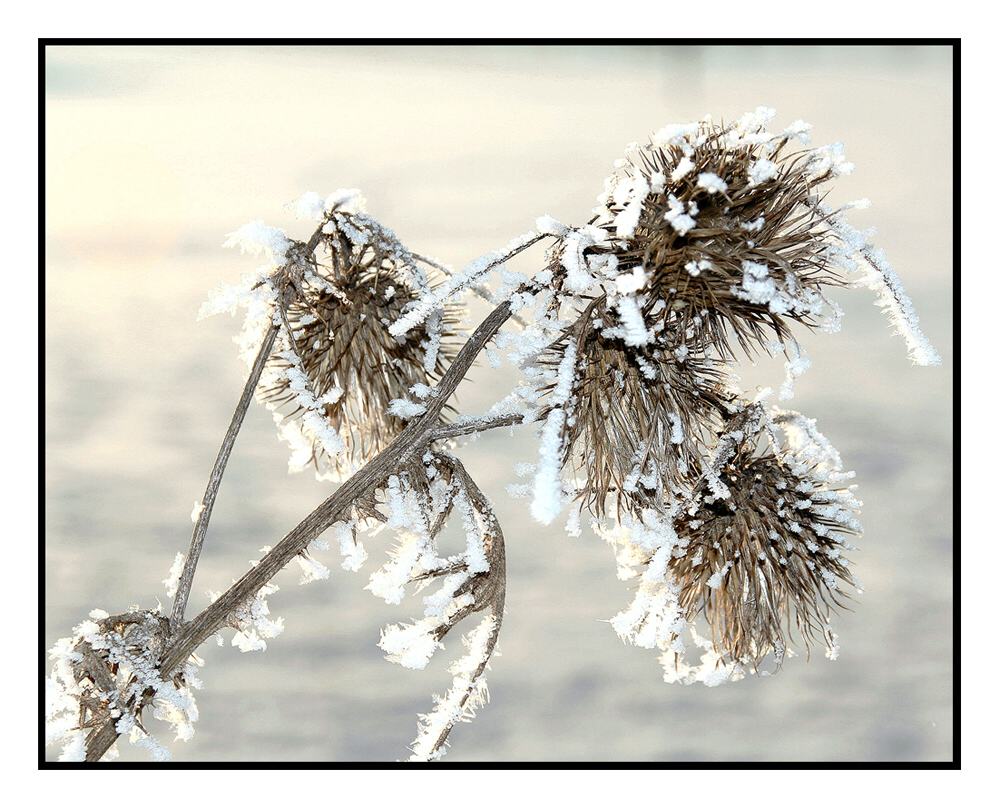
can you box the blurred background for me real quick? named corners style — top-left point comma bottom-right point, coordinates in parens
top-left (44, 45), bottom-right (954, 762)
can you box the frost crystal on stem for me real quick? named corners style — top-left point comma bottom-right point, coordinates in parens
top-left (408, 613), bottom-right (500, 761)
top-left (46, 609), bottom-right (203, 761)
top-left (530, 341), bottom-right (578, 524)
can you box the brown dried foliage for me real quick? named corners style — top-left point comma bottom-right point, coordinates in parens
top-left (409, 452), bottom-right (507, 641)
top-left (542, 310), bottom-right (733, 518)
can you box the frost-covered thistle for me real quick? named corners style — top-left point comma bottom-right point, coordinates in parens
top-left (259, 214), bottom-right (461, 477)
top-left (231, 193), bottom-right (463, 480)
top-left (540, 313), bottom-right (732, 517)
top-left (584, 110), bottom-right (849, 360)
top-left (47, 109), bottom-right (940, 763)
top-left (669, 404), bottom-right (861, 670)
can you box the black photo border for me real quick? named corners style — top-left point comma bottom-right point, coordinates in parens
top-left (38, 37), bottom-right (961, 770)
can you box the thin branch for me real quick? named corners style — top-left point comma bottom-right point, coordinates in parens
top-left (170, 321), bottom-right (279, 630)
top-left (85, 300), bottom-right (517, 762)
top-left (390, 233), bottom-right (545, 337)
top-left (170, 223), bottom-right (332, 631)
top-left (429, 412), bottom-right (528, 442)
top-left (416, 457), bottom-right (505, 760)
top-left (413, 251), bottom-right (529, 328)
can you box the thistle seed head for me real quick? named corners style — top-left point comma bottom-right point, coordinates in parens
top-left (260, 214), bottom-right (461, 478)
top-left (540, 309), bottom-right (733, 518)
top-left (577, 111), bottom-right (851, 359)
top-left (669, 405), bottom-right (862, 667)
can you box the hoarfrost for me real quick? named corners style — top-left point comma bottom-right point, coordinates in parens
top-left (530, 342), bottom-right (578, 524)
top-left (163, 553), bottom-right (185, 600)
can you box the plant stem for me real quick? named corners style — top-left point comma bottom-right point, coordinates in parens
top-left (412, 251), bottom-right (529, 328)
top-left (85, 300), bottom-right (516, 762)
top-left (429, 412), bottom-right (527, 442)
top-left (419, 458), bottom-right (506, 760)
top-left (169, 223), bottom-right (331, 632)
top-left (170, 321), bottom-right (279, 631)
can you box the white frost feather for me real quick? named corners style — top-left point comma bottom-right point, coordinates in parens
top-left (408, 613), bottom-right (498, 761)
top-left (530, 342), bottom-right (578, 524)
top-left (825, 210), bottom-right (941, 365)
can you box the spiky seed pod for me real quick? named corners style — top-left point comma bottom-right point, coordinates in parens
top-left (540, 307), bottom-right (733, 518)
top-left (260, 215), bottom-right (461, 479)
top-left (668, 405), bottom-right (862, 667)
top-left (586, 112), bottom-right (850, 359)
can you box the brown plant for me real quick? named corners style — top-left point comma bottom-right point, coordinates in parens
top-left (585, 120), bottom-right (850, 359)
top-left (541, 306), bottom-right (733, 517)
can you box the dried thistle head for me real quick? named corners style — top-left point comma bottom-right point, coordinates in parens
top-left (539, 307), bottom-right (733, 518)
top-left (260, 211), bottom-right (461, 478)
top-left (668, 405), bottom-right (862, 668)
top-left (577, 109), bottom-right (852, 359)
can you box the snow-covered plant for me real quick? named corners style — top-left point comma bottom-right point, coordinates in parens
top-left (46, 610), bottom-right (202, 761)
top-left (46, 108), bottom-right (940, 763)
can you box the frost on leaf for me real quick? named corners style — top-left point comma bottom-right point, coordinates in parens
top-left (821, 204), bottom-right (941, 365)
top-left (408, 613), bottom-right (500, 761)
top-left (364, 454), bottom-right (506, 759)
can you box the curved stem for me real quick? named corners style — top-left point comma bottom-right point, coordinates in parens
top-left (419, 459), bottom-right (506, 760)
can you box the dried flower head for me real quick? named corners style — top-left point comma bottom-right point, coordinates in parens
top-left (539, 308), bottom-right (733, 518)
top-left (259, 211), bottom-right (461, 478)
top-left (568, 108), bottom-right (854, 359)
top-left (668, 404), bottom-right (862, 669)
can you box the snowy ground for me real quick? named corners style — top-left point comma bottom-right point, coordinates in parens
top-left (44, 44), bottom-right (953, 762)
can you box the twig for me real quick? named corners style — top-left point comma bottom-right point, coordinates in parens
top-left (418, 457), bottom-right (505, 760)
top-left (429, 412), bottom-right (529, 442)
top-left (171, 223), bottom-right (331, 631)
top-left (170, 321), bottom-right (279, 630)
top-left (413, 251), bottom-right (529, 328)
